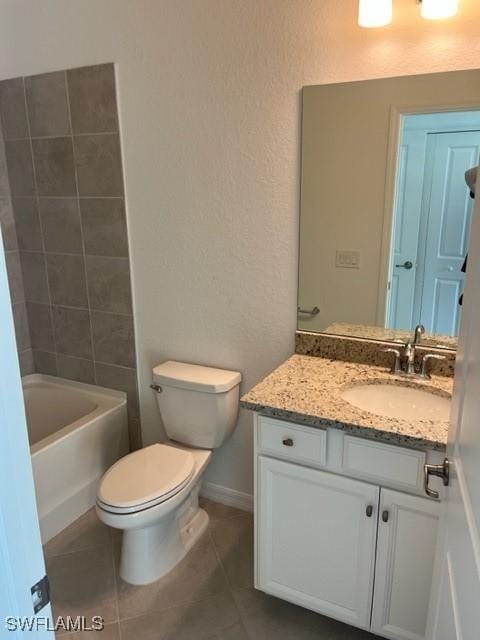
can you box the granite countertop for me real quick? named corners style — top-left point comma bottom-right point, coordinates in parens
top-left (241, 354), bottom-right (453, 451)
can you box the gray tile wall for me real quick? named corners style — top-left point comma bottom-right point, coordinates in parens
top-left (0, 64), bottom-right (141, 450)
top-left (0, 113), bottom-right (34, 373)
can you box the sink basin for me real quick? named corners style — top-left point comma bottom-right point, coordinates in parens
top-left (340, 383), bottom-right (451, 422)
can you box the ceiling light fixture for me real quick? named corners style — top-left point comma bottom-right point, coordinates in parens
top-left (419, 0), bottom-right (459, 20)
top-left (358, 0), bottom-right (459, 27)
top-left (358, 0), bottom-right (393, 28)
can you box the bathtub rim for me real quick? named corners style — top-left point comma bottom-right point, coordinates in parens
top-left (23, 374), bottom-right (127, 455)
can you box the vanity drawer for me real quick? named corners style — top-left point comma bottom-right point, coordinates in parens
top-left (342, 435), bottom-right (426, 491)
top-left (257, 416), bottom-right (327, 466)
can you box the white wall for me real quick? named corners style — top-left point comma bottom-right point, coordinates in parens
top-left (0, 0), bottom-right (479, 496)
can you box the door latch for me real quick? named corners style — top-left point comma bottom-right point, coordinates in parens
top-left (31, 575), bottom-right (50, 614)
top-left (395, 260), bottom-right (413, 270)
top-left (424, 458), bottom-right (450, 499)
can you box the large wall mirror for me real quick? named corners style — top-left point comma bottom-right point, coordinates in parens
top-left (298, 69), bottom-right (480, 350)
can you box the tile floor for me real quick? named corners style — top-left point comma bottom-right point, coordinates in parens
top-left (45, 498), bottom-right (377, 639)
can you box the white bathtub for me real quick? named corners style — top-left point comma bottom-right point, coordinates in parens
top-left (24, 374), bottom-right (129, 543)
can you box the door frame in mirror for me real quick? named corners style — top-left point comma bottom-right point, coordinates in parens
top-left (377, 98), bottom-right (480, 337)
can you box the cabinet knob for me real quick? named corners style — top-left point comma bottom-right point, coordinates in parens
top-left (366, 505), bottom-right (373, 518)
top-left (382, 510), bottom-right (389, 523)
top-left (282, 438), bottom-right (294, 447)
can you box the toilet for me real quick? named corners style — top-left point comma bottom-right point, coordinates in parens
top-left (96, 360), bottom-right (241, 585)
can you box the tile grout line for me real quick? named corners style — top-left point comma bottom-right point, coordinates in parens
top-left (64, 69), bottom-right (98, 385)
top-left (13, 194), bottom-right (125, 200)
top-left (20, 75), bottom-right (58, 373)
top-left (4, 130), bottom-right (120, 142)
top-left (116, 591), bottom-right (237, 626)
top-left (8, 289), bottom-right (134, 318)
top-left (34, 195), bottom-right (124, 200)
top-left (19, 349), bottom-right (136, 373)
top-left (206, 524), bottom-right (251, 639)
top-left (18, 247), bottom-right (130, 259)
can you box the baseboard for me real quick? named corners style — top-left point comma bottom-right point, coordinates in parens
top-left (200, 481), bottom-right (253, 513)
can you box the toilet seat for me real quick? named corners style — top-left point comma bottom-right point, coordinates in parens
top-left (97, 443), bottom-right (195, 515)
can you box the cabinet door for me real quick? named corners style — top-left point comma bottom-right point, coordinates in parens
top-left (371, 489), bottom-right (440, 640)
top-left (257, 456), bottom-right (379, 630)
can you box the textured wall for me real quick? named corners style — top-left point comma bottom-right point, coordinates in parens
top-left (0, 0), bottom-right (479, 494)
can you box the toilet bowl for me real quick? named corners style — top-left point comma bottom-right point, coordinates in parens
top-left (96, 361), bottom-right (241, 585)
top-left (96, 442), bottom-right (211, 584)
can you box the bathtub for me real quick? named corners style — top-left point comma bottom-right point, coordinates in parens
top-left (24, 374), bottom-right (129, 543)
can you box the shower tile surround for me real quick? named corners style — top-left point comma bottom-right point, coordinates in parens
top-left (0, 64), bottom-right (141, 450)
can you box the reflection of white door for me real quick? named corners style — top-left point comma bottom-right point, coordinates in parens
top-left (389, 129), bottom-right (427, 329)
top-left (417, 131), bottom-right (480, 336)
top-left (387, 112), bottom-right (480, 334)
top-left (0, 234), bottom-right (53, 636)
top-left (425, 180), bottom-right (480, 639)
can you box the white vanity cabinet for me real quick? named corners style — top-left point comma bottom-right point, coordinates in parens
top-left (257, 456), bottom-right (379, 630)
top-left (371, 489), bottom-right (440, 640)
top-left (254, 415), bottom-right (441, 640)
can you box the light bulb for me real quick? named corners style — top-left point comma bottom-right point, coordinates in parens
top-left (358, 0), bottom-right (393, 28)
top-left (420, 0), bottom-right (459, 20)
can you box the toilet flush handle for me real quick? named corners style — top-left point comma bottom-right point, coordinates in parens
top-left (150, 383), bottom-right (162, 393)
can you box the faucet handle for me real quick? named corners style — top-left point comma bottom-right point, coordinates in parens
top-left (420, 353), bottom-right (447, 379)
top-left (383, 348), bottom-right (402, 374)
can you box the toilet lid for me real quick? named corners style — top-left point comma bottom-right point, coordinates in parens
top-left (97, 444), bottom-right (195, 513)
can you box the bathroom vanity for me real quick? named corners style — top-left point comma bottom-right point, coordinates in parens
top-left (242, 353), bottom-right (451, 640)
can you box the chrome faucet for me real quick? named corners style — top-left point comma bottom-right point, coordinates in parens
top-left (413, 324), bottom-right (425, 345)
top-left (401, 324), bottom-right (425, 374)
top-left (383, 324), bottom-right (446, 378)
top-left (402, 341), bottom-right (416, 375)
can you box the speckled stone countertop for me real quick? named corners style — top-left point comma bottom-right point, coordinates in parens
top-left (241, 355), bottom-right (453, 451)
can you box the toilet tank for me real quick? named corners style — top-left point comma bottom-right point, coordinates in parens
top-left (152, 361), bottom-right (242, 449)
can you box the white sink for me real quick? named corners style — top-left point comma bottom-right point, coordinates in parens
top-left (340, 383), bottom-right (451, 422)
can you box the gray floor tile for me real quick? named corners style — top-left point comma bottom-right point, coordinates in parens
top-left (210, 515), bottom-right (254, 589)
top-left (117, 534), bottom-right (229, 620)
top-left (57, 622), bottom-right (120, 639)
top-left (46, 501), bottom-right (377, 640)
top-left (233, 588), bottom-right (377, 640)
top-left (119, 593), bottom-right (239, 640)
top-left (44, 507), bottom-right (110, 558)
top-left (200, 497), bottom-right (249, 522)
top-left (217, 622), bottom-right (249, 640)
top-left (233, 587), bottom-right (340, 640)
top-left (47, 545), bottom-right (117, 625)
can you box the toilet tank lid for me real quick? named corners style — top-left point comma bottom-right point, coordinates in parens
top-left (152, 361), bottom-right (242, 394)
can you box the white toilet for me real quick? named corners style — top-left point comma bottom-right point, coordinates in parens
top-left (96, 360), bottom-right (241, 585)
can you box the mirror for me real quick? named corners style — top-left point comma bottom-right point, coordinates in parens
top-left (298, 69), bottom-right (480, 350)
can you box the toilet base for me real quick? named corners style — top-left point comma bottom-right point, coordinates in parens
top-left (119, 506), bottom-right (209, 585)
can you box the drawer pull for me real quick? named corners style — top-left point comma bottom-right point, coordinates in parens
top-left (382, 510), bottom-right (389, 523)
top-left (282, 438), bottom-right (294, 447)
top-left (366, 505), bottom-right (373, 518)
